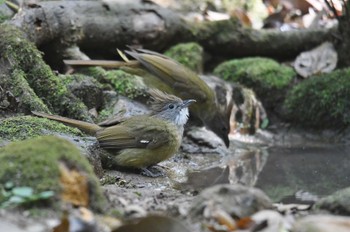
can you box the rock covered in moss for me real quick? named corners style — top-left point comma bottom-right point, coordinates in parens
top-left (0, 65), bottom-right (50, 117)
top-left (214, 57), bottom-right (295, 110)
top-left (104, 70), bottom-right (147, 99)
top-left (0, 24), bottom-right (90, 121)
top-left (0, 136), bottom-right (106, 211)
top-left (164, 42), bottom-right (204, 73)
top-left (61, 74), bottom-right (105, 110)
top-left (0, 116), bottom-right (105, 177)
top-left (0, 116), bottom-right (82, 142)
top-left (283, 68), bottom-right (350, 128)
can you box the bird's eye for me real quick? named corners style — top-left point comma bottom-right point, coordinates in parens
top-left (168, 104), bottom-right (175, 109)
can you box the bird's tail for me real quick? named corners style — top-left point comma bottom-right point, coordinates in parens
top-left (63, 59), bottom-right (138, 69)
top-left (32, 111), bottom-right (102, 135)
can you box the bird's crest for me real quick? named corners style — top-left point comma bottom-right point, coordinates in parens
top-left (149, 89), bottom-right (182, 113)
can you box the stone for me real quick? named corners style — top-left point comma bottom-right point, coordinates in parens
top-left (292, 215), bottom-right (350, 232)
top-left (189, 184), bottom-right (273, 220)
top-left (314, 187), bottom-right (350, 215)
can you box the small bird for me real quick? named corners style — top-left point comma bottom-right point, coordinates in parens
top-left (64, 49), bottom-right (231, 147)
top-left (32, 90), bottom-right (195, 177)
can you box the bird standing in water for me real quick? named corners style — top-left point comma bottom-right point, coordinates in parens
top-left (33, 90), bottom-right (195, 177)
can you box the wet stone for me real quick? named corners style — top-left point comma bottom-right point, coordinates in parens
top-left (189, 184), bottom-right (273, 220)
top-left (313, 187), bottom-right (350, 216)
top-left (292, 215), bottom-right (350, 232)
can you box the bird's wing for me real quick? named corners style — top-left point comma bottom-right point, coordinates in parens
top-left (97, 116), bottom-right (126, 127)
top-left (125, 50), bottom-right (210, 103)
top-left (96, 120), bottom-right (171, 150)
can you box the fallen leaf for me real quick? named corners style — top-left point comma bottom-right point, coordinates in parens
top-left (59, 162), bottom-right (89, 207)
top-left (294, 42), bottom-right (337, 78)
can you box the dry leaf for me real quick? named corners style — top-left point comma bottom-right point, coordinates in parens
top-left (114, 215), bottom-right (191, 232)
top-left (59, 162), bottom-right (89, 207)
top-left (236, 217), bottom-right (254, 229)
top-left (53, 207), bottom-right (97, 232)
top-left (230, 9), bottom-right (252, 27)
top-left (212, 209), bottom-right (236, 231)
top-left (53, 212), bottom-right (70, 232)
top-left (294, 42), bottom-right (337, 78)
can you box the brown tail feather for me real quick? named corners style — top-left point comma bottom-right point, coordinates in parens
top-left (63, 59), bottom-right (139, 69)
top-left (32, 111), bottom-right (101, 135)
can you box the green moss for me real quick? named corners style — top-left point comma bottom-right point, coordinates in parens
top-left (104, 70), bottom-right (146, 99)
top-left (188, 18), bottom-right (241, 45)
top-left (0, 116), bottom-right (82, 141)
top-left (283, 68), bottom-right (350, 128)
top-left (0, 13), bottom-right (11, 24)
top-left (73, 66), bottom-right (146, 99)
top-left (214, 57), bottom-right (295, 89)
top-left (0, 24), bottom-right (90, 120)
top-left (0, 136), bottom-right (106, 211)
top-left (164, 42), bottom-right (204, 73)
top-left (97, 108), bottom-right (114, 123)
top-left (74, 67), bottom-right (110, 84)
top-left (0, 68), bottom-right (50, 113)
top-left (60, 74), bottom-right (104, 110)
top-left (214, 57), bottom-right (295, 109)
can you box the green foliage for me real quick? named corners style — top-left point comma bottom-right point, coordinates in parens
top-left (283, 68), bottom-right (350, 128)
top-left (0, 116), bottom-right (82, 141)
top-left (164, 42), bottom-right (203, 72)
top-left (1, 182), bottom-right (54, 209)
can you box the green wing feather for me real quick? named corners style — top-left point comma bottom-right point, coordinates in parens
top-left (96, 116), bottom-right (172, 150)
top-left (125, 50), bottom-right (215, 104)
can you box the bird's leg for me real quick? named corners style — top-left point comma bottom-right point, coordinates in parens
top-left (140, 166), bottom-right (165, 177)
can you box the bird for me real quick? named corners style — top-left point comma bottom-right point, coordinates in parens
top-left (64, 49), bottom-right (231, 147)
top-left (32, 89), bottom-right (195, 177)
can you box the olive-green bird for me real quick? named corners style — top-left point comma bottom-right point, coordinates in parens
top-left (64, 49), bottom-right (231, 147)
top-left (32, 90), bottom-right (195, 177)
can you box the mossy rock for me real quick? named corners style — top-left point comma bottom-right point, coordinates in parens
top-left (0, 136), bottom-right (106, 212)
top-left (75, 66), bottom-right (146, 99)
top-left (164, 42), bottom-right (204, 73)
top-left (0, 68), bottom-right (49, 116)
top-left (0, 116), bottom-right (82, 142)
top-left (214, 57), bottom-right (296, 110)
top-left (104, 70), bottom-right (147, 99)
top-left (0, 24), bottom-right (90, 120)
top-left (61, 74), bottom-right (105, 110)
top-left (283, 68), bottom-right (350, 128)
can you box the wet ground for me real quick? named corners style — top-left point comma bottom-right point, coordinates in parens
top-left (102, 129), bottom-right (350, 219)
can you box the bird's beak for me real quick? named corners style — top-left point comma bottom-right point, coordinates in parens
top-left (181, 99), bottom-right (196, 108)
top-left (223, 135), bottom-right (230, 148)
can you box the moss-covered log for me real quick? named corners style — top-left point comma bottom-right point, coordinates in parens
top-left (8, 0), bottom-right (334, 64)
